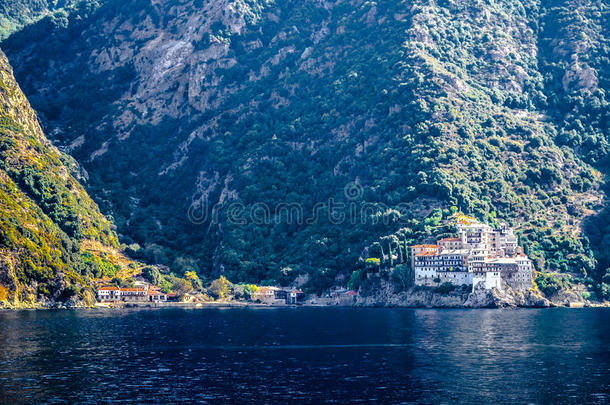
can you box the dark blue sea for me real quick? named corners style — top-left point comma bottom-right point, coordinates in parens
top-left (0, 307), bottom-right (609, 404)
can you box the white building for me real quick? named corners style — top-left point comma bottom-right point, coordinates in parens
top-left (97, 286), bottom-right (167, 303)
top-left (97, 286), bottom-right (120, 302)
top-left (251, 286), bottom-right (281, 302)
top-left (413, 248), bottom-right (470, 287)
top-left (410, 244), bottom-right (440, 269)
top-left (411, 218), bottom-right (532, 291)
top-left (413, 249), bottom-right (441, 286)
top-left (438, 270), bottom-right (473, 286)
top-left (147, 290), bottom-right (168, 303)
top-left (471, 269), bottom-right (502, 290)
top-left (497, 255), bottom-right (533, 291)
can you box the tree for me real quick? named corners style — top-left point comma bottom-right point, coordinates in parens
top-left (185, 271), bottom-right (202, 290)
top-left (347, 269), bottom-right (365, 291)
top-left (209, 276), bottom-right (232, 300)
top-left (171, 278), bottom-right (193, 300)
top-left (397, 242), bottom-right (404, 263)
top-left (435, 282), bottom-right (455, 294)
top-left (142, 266), bottom-right (161, 285)
top-left (382, 235), bottom-right (400, 269)
top-left (242, 284), bottom-right (259, 300)
top-left (365, 257), bottom-right (381, 272)
top-left (391, 264), bottom-right (412, 291)
top-left (371, 242), bottom-right (385, 266)
top-left (172, 256), bottom-right (199, 276)
top-left (402, 237), bottom-right (410, 264)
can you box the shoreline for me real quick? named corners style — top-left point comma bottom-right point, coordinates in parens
top-left (2, 299), bottom-right (608, 311)
top-left (2, 282), bottom-right (608, 311)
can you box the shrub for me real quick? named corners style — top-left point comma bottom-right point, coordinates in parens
top-left (171, 278), bottom-right (193, 299)
top-left (209, 276), bottom-right (232, 299)
top-left (435, 282), bottom-right (455, 295)
top-left (391, 264), bottom-right (412, 291)
top-left (347, 269), bottom-right (366, 291)
top-left (536, 273), bottom-right (571, 296)
top-left (506, 139), bottom-right (524, 153)
top-left (242, 284), bottom-right (259, 300)
top-left (185, 271), bottom-right (202, 290)
top-left (57, 285), bottom-right (78, 302)
top-left (142, 266), bottom-right (161, 285)
top-left (601, 283), bottom-right (610, 301)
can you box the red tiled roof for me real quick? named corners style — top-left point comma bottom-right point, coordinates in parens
top-left (439, 237), bottom-right (461, 242)
top-left (416, 251), bottom-right (439, 256)
top-left (346, 291), bottom-right (358, 296)
top-left (121, 288), bottom-right (146, 292)
top-left (411, 244), bottom-right (439, 248)
top-left (99, 286), bottom-right (119, 291)
top-left (148, 290), bottom-right (165, 295)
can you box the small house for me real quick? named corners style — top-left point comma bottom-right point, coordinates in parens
top-left (287, 289), bottom-right (305, 304)
top-left (97, 286), bottom-right (120, 302)
top-left (120, 287), bottom-right (147, 302)
top-left (147, 290), bottom-right (167, 303)
top-left (254, 287), bottom-right (279, 302)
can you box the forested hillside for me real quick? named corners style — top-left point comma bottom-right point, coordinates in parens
top-left (0, 49), bottom-right (122, 305)
top-left (2, 0), bottom-right (608, 295)
top-left (0, 0), bottom-right (86, 39)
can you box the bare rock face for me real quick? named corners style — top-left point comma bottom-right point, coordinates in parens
top-left (562, 64), bottom-right (598, 92)
top-left (356, 279), bottom-right (469, 307)
top-left (356, 279), bottom-right (552, 308)
top-left (464, 285), bottom-right (551, 308)
top-left (546, 289), bottom-right (587, 307)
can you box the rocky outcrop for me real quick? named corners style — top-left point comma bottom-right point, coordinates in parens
top-left (355, 279), bottom-right (555, 308)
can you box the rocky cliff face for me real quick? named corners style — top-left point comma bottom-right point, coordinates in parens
top-left (0, 49), bottom-right (119, 307)
top-left (1, 0), bottom-right (608, 292)
top-left (355, 278), bottom-right (584, 308)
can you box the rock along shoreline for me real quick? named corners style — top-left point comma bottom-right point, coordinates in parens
top-left (1, 287), bottom-right (608, 311)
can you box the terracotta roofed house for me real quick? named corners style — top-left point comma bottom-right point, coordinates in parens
top-left (147, 289), bottom-right (168, 303)
top-left (409, 244), bottom-right (440, 268)
top-left (287, 288), bottom-right (305, 304)
top-left (438, 237), bottom-right (464, 251)
top-left (97, 286), bottom-right (120, 302)
top-left (120, 287), bottom-right (147, 302)
top-left (252, 287), bottom-right (280, 302)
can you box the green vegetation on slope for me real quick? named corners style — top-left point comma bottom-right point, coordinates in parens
top-left (536, 0), bottom-right (609, 297)
top-left (0, 0), bottom-right (90, 40)
top-left (1, 0), bottom-right (608, 297)
top-left (0, 48), bottom-right (120, 304)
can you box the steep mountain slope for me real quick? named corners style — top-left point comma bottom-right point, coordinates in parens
top-left (2, 0), bottom-right (608, 292)
top-left (537, 0), bottom-right (609, 286)
top-left (0, 48), bottom-right (120, 306)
